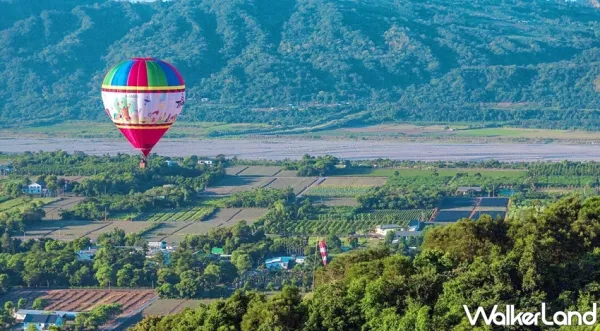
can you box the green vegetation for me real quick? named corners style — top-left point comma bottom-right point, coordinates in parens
top-left (73, 303), bottom-right (122, 330)
top-left (5, 0), bottom-right (600, 130)
top-left (135, 206), bottom-right (217, 222)
top-left (131, 196), bottom-right (600, 330)
top-left (305, 186), bottom-right (372, 198)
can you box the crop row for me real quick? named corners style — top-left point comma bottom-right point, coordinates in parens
top-left (135, 206), bottom-right (216, 222)
top-left (305, 186), bottom-right (372, 197)
top-left (268, 219), bottom-right (409, 236)
top-left (316, 209), bottom-right (433, 222)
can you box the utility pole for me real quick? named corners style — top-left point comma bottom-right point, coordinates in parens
top-left (311, 240), bottom-right (318, 291)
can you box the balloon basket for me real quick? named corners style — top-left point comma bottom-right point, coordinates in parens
top-left (139, 159), bottom-right (147, 169)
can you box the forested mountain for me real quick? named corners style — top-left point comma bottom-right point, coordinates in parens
top-left (2, 0), bottom-right (600, 129)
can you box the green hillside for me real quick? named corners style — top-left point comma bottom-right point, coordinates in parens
top-left (2, 0), bottom-right (600, 129)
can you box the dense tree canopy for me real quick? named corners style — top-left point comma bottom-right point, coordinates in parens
top-left (132, 195), bottom-right (600, 330)
top-left (2, 0), bottom-right (600, 129)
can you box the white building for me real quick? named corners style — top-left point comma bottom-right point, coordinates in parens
top-left (148, 241), bottom-right (167, 250)
top-left (374, 224), bottom-right (402, 236)
top-left (77, 247), bottom-right (99, 261)
top-left (198, 160), bottom-right (213, 166)
top-left (24, 183), bottom-right (42, 194)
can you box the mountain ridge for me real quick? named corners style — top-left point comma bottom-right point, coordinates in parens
top-left (2, 0), bottom-right (600, 130)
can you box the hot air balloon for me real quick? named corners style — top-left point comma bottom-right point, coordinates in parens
top-left (101, 58), bottom-right (185, 168)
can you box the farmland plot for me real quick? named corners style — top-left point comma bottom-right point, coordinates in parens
top-left (204, 176), bottom-right (273, 195)
top-left (44, 221), bottom-right (109, 240)
top-left (143, 299), bottom-right (212, 316)
top-left (42, 196), bottom-right (85, 220)
top-left (205, 208), bottom-right (243, 223)
top-left (266, 177), bottom-right (317, 194)
top-left (305, 186), bottom-right (372, 198)
top-left (87, 221), bottom-right (153, 240)
top-left (312, 197), bottom-right (359, 207)
top-left (275, 170), bottom-right (298, 177)
top-left (142, 223), bottom-right (188, 242)
top-left (237, 166), bottom-right (282, 176)
top-left (319, 177), bottom-right (387, 187)
top-left (164, 222), bottom-right (217, 243)
top-left (162, 208), bottom-right (265, 241)
top-left (225, 165), bottom-right (248, 175)
top-left (2, 288), bottom-right (156, 330)
top-left (227, 208), bottom-right (268, 224)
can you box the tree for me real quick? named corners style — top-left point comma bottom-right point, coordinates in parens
top-left (384, 231), bottom-right (396, 246)
top-left (232, 252), bottom-right (253, 276)
top-left (32, 298), bottom-right (46, 310)
top-left (175, 271), bottom-right (203, 298)
top-left (326, 234), bottom-right (342, 254)
top-left (17, 298), bottom-right (27, 310)
top-left (241, 286), bottom-right (306, 331)
top-left (73, 304), bottom-right (122, 331)
top-left (0, 274), bottom-right (10, 294)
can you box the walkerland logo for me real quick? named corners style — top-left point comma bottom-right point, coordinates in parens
top-left (464, 303), bottom-right (597, 326)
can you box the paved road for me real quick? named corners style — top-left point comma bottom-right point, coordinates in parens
top-left (2, 137), bottom-right (600, 161)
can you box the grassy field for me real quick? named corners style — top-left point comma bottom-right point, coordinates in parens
top-left (334, 167), bottom-right (526, 178)
top-left (305, 186), bottom-right (372, 198)
top-left (0, 121), bottom-right (273, 138)
top-left (0, 197), bottom-right (57, 213)
top-left (320, 176), bottom-right (387, 186)
top-left (142, 299), bottom-right (219, 316)
top-left (6, 121), bottom-right (600, 142)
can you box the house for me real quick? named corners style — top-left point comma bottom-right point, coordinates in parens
top-left (407, 220), bottom-right (426, 232)
top-left (166, 160), bottom-right (177, 167)
top-left (146, 248), bottom-right (172, 265)
top-left (198, 160), bottom-right (213, 166)
top-left (0, 164), bottom-right (11, 176)
top-left (15, 310), bottom-right (77, 322)
top-left (374, 224), bottom-right (402, 236)
top-left (25, 183), bottom-right (42, 194)
top-left (211, 247), bottom-right (224, 256)
top-left (265, 257), bottom-right (295, 270)
top-left (76, 247), bottom-right (99, 261)
top-left (22, 312), bottom-right (64, 330)
top-left (148, 241), bottom-right (167, 250)
top-left (294, 256), bottom-right (306, 264)
top-left (456, 186), bottom-right (482, 195)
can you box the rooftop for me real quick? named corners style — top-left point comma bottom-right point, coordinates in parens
top-left (23, 313), bottom-right (62, 324)
top-left (457, 186), bottom-right (482, 192)
top-left (265, 256), bottom-right (294, 264)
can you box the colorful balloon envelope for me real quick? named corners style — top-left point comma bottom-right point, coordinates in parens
top-left (101, 57), bottom-right (185, 161)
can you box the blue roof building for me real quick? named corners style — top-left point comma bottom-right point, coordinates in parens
top-left (265, 257), bottom-right (295, 270)
top-left (23, 312), bottom-right (64, 330)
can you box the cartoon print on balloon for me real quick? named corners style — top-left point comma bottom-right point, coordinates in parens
top-left (149, 110), bottom-right (160, 124)
top-left (175, 93), bottom-right (185, 108)
top-left (120, 103), bottom-right (132, 121)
